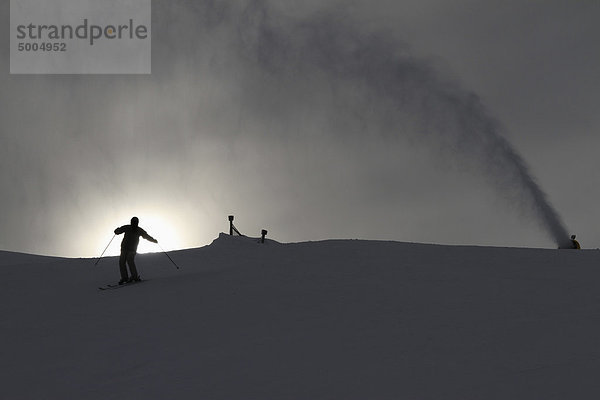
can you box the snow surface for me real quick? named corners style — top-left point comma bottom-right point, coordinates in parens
top-left (2, 233), bottom-right (600, 399)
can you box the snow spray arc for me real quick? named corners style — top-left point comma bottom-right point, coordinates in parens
top-left (231, 1), bottom-right (571, 247)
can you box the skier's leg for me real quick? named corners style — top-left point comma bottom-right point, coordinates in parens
top-left (127, 251), bottom-right (139, 280)
top-left (119, 251), bottom-right (129, 282)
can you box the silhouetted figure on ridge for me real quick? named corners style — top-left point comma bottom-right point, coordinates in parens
top-left (114, 217), bottom-right (158, 284)
top-left (570, 234), bottom-right (581, 250)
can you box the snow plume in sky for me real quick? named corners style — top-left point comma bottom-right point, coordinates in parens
top-left (226, 0), bottom-right (572, 248)
top-left (0, 0), bottom-right (574, 255)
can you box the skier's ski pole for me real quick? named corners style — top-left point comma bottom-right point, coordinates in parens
top-left (157, 243), bottom-right (180, 270)
top-left (95, 234), bottom-right (116, 266)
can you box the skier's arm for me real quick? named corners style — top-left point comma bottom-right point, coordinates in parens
top-left (114, 225), bottom-right (127, 235)
top-left (140, 229), bottom-right (158, 243)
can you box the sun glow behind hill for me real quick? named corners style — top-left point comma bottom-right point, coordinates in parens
top-left (135, 214), bottom-right (182, 254)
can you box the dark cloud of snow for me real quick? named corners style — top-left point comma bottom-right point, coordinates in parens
top-left (1, 0), bottom-right (596, 255)
top-left (216, 0), bottom-right (572, 247)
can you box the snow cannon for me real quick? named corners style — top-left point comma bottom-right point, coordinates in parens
top-left (261, 229), bottom-right (268, 243)
top-left (558, 234), bottom-right (580, 249)
top-left (228, 215), bottom-right (243, 236)
top-left (228, 215), bottom-right (234, 235)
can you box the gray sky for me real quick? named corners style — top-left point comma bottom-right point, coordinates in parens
top-left (1, 0), bottom-right (599, 256)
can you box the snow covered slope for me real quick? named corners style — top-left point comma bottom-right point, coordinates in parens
top-left (2, 234), bottom-right (600, 399)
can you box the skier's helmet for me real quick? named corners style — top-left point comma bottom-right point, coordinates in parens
top-left (131, 217), bottom-right (139, 227)
top-left (571, 234), bottom-right (576, 240)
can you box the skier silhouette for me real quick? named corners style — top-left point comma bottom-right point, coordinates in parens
top-left (570, 234), bottom-right (581, 250)
top-left (114, 217), bottom-right (158, 284)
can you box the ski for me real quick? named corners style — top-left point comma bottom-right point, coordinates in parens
top-left (98, 279), bottom-right (146, 291)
